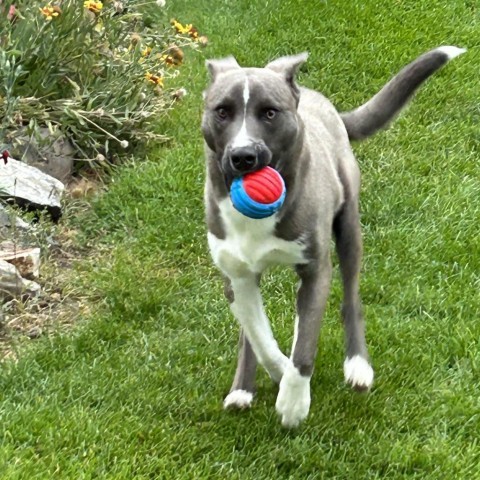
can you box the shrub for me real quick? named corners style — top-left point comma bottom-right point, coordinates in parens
top-left (0, 0), bottom-right (204, 165)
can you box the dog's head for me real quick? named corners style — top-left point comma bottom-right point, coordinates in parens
top-left (202, 53), bottom-right (308, 183)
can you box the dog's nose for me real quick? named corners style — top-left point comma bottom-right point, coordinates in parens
top-left (230, 146), bottom-right (258, 172)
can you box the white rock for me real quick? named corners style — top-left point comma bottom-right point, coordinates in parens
top-left (0, 259), bottom-right (41, 300)
top-left (0, 246), bottom-right (41, 279)
top-left (0, 156), bottom-right (64, 220)
top-left (0, 204), bottom-right (31, 232)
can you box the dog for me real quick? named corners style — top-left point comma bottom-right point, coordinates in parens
top-left (201, 46), bottom-right (465, 428)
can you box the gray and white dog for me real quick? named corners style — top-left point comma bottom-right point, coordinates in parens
top-left (201, 46), bottom-right (465, 428)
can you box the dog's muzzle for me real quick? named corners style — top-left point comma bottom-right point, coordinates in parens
top-left (225, 143), bottom-right (272, 177)
top-left (230, 145), bottom-right (258, 172)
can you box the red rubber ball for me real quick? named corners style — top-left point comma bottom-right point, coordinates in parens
top-left (243, 167), bottom-right (284, 204)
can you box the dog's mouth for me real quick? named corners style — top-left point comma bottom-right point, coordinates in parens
top-left (221, 142), bottom-right (273, 186)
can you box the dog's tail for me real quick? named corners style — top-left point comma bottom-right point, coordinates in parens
top-left (340, 46), bottom-right (466, 141)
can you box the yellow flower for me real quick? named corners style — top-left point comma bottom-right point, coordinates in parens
top-left (84, 1), bottom-right (103, 14)
top-left (188, 26), bottom-right (199, 40)
top-left (142, 46), bottom-right (152, 57)
top-left (39, 4), bottom-right (60, 21)
top-left (159, 46), bottom-right (184, 67)
top-left (145, 72), bottom-right (164, 87)
top-left (171, 19), bottom-right (201, 41)
top-left (171, 19), bottom-right (192, 35)
top-left (160, 54), bottom-right (175, 66)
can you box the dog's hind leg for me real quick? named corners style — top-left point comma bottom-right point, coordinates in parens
top-left (333, 200), bottom-right (374, 391)
top-left (275, 255), bottom-right (332, 428)
top-left (224, 329), bottom-right (257, 409)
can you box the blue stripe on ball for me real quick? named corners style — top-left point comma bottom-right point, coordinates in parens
top-left (230, 176), bottom-right (286, 219)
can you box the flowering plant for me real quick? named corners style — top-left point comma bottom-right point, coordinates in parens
top-left (0, 0), bottom-right (205, 164)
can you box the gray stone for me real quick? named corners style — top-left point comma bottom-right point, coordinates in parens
top-left (0, 156), bottom-right (64, 221)
top-left (26, 326), bottom-right (43, 339)
top-left (10, 128), bottom-right (75, 183)
top-left (0, 204), bottom-right (31, 231)
top-left (0, 246), bottom-right (41, 279)
top-left (0, 259), bottom-right (41, 300)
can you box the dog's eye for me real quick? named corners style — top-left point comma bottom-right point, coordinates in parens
top-left (216, 107), bottom-right (229, 120)
top-left (264, 109), bottom-right (278, 120)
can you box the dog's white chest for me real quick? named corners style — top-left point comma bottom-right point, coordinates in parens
top-left (208, 198), bottom-right (307, 276)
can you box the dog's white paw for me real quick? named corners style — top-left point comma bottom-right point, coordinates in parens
top-left (344, 355), bottom-right (374, 390)
top-left (223, 389), bottom-right (253, 409)
top-left (275, 363), bottom-right (311, 428)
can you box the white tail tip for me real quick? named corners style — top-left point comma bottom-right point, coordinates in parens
top-left (437, 46), bottom-right (467, 60)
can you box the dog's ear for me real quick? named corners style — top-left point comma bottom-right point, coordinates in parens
top-left (265, 52), bottom-right (308, 78)
top-left (266, 52), bottom-right (308, 103)
top-left (206, 56), bottom-right (241, 81)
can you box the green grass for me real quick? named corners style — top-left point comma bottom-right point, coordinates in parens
top-left (1, 0), bottom-right (480, 478)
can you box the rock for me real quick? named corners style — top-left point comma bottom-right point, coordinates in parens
top-left (0, 156), bottom-right (64, 221)
top-left (26, 326), bottom-right (43, 339)
top-left (0, 259), bottom-right (41, 300)
top-left (0, 204), bottom-right (31, 232)
top-left (9, 128), bottom-right (75, 183)
top-left (0, 246), bottom-right (41, 279)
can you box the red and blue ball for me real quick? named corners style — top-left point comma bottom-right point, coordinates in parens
top-left (230, 166), bottom-right (286, 219)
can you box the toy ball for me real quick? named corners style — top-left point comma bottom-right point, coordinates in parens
top-left (230, 166), bottom-right (286, 219)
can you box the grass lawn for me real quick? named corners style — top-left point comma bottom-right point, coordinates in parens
top-left (1, 0), bottom-right (479, 478)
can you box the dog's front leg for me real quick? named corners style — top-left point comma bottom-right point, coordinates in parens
top-left (275, 257), bottom-right (332, 428)
top-left (227, 273), bottom-right (290, 386)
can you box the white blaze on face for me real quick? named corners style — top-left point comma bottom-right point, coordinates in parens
top-left (231, 77), bottom-right (251, 149)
